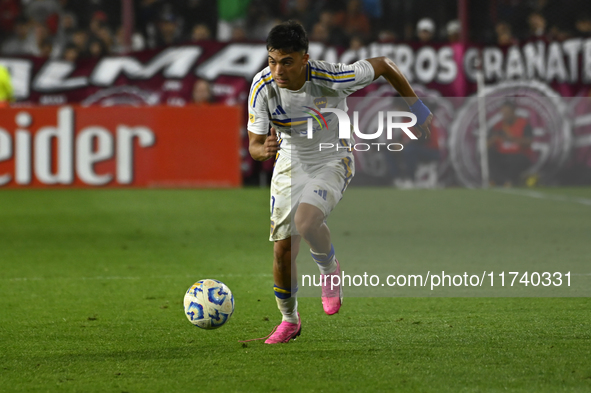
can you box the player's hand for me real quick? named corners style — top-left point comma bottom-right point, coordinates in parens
top-left (414, 113), bottom-right (433, 140)
top-left (264, 127), bottom-right (281, 158)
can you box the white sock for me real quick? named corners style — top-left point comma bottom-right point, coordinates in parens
top-left (311, 245), bottom-right (337, 275)
top-left (275, 296), bottom-right (298, 324)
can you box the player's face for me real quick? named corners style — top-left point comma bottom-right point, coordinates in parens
top-left (268, 50), bottom-right (309, 90)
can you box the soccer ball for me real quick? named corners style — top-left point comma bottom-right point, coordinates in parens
top-left (183, 279), bottom-right (234, 329)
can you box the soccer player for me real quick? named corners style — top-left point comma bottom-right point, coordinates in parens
top-left (247, 20), bottom-right (432, 344)
top-left (487, 100), bottom-right (533, 186)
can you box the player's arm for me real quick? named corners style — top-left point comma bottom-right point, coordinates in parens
top-left (247, 70), bottom-right (276, 160)
top-left (248, 127), bottom-right (280, 161)
top-left (366, 57), bottom-right (433, 139)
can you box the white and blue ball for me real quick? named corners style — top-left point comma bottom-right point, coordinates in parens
top-left (183, 279), bottom-right (234, 329)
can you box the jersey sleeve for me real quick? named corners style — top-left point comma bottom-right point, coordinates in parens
top-left (246, 71), bottom-right (271, 135)
top-left (309, 59), bottom-right (375, 96)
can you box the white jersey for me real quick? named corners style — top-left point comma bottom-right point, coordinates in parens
top-left (247, 59), bottom-right (375, 165)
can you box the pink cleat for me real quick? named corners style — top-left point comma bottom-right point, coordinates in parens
top-left (321, 259), bottom-right (342, 315)
top-left (264, 313), bottom-right (301, 344)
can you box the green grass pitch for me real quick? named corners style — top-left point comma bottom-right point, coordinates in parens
top-left (0, 188), bottom-right (590, 392)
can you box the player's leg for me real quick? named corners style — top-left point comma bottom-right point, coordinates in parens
top-left (295, 156), bottom-right (353, 263)
top-left (272, 235), bottom-right (300, 324)
top-left (265, 235), bottom-right (302, 344)
top-left (294, 202), bottom-right (338, 277)
top-left (294, 203), bottom-right (331, 255)
top-left (294, 202), bottom-right (342, 315)
top-left (295, 157), bottom-right (354, 315)
top-left (294, 203), bottom-right (339, 264)
top-left (265, 152), bottom-right (304, 343)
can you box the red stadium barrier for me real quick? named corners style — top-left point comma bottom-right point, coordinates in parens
top-left (0, 105), bottom-right (242, 188)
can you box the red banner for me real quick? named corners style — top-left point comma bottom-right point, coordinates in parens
top-left (0, 105), bottom-right (242, 188)
top-left (1, 39), bottom-right (590, 107)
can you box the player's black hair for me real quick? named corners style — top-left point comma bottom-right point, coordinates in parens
top-left (266, 20), bottom-right (309, 54)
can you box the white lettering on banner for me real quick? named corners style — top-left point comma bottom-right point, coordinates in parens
top-left (15, 130), bottom-right (31, 184)
top-left (0, 59), bottom-right (32, 99)
top-left (463, 48), bottom-right (479, 82)
top-left (563, 39), bottom-right (582, 83)
top-left (546, 42), bottom-right (568, 83)
top-left (0, 108), bottom-right (156, 186)
top-left (505, 46), bottom-right (525, 80)
top-left (468, 40), bottom-right (591, 83)
top-left (379, 43), bottom-right (396, 59)
top-left (76, 127), bottom-right (114, 185)
top-left (116, 126), bottom-right (156, 184)
top-left (523, 41), bottom-right (546, 79)
top-left (369, 42), bottom-right (381, 58)
top-left (196, 44), bottom-right (268, 80)
top-left (585, 40), bottom-right (591, 83)
top-left (0, 129), bottom-right (11, 185)
top-left (33, 61), bottom-right (88, 91)
top-left (3, 39), bottom-right (591, 100)
top-left (484, 47), bottom-right (504, 80)
top-left (437, 46), bottom-right (457, 84)
top-left (34, 107), bottom-right (74, 184)
top-left (415, 47), bottom-right (438, 84)
top-left (394, 44), bottom-right (414, 81)
top-left (91, 47), bottom-right (202, 86)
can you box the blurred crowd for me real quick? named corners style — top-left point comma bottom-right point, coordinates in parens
top-left (476, 0), bottom-right (591, 45)
top-left (0, 0), bottom-right (590, 60)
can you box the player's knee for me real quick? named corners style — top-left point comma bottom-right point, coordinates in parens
top-left (294, 212), bottom-right (322, 240)
top-left (294, 217), bottom-right (311, 239)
